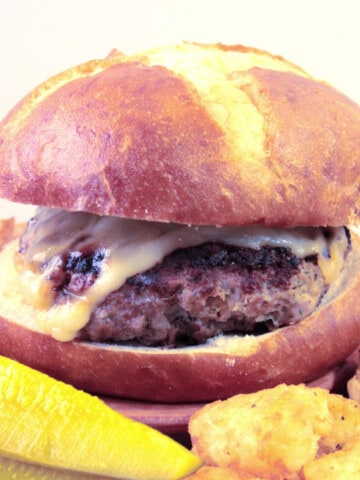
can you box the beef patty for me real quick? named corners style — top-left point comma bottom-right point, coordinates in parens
top-left (41, 241), bottom-right (328, 347)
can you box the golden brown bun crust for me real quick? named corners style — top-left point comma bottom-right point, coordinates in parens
top-left (0, 220), bottom-right (360, 402)
top-left (0, 43), bottom-right (359, 226)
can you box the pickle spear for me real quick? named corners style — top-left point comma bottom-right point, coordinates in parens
top-left (0, 355), bottom-right (201, 479)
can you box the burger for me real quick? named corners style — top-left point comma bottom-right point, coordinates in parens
top-left (0, 43), bottom-right (359, 403)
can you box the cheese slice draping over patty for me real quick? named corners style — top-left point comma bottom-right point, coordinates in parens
top-left (16, 207), bottom-right (349, 342)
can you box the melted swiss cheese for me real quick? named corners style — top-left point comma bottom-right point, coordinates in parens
top-left (17, 208), bottom-right (349, 341)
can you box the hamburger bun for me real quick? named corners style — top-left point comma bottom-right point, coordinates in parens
top-left (0, 219), bottom-right (359, 402)
top-left (0, 43), bottom-right (359, 226)
top-left (0, 43), bottom-right (359, 403)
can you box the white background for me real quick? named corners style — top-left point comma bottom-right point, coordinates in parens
top-left (0, 0), bottom-right (359, 221)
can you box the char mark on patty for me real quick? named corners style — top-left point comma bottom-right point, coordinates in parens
top-left (40, 247), bottom-right (106, 298)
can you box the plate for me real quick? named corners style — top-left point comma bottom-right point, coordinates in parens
top-left (100, 397), bottom-right (204, 446)
top-left (101, 397), bottom-right (204, 434)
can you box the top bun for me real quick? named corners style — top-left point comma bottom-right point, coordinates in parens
top-left (0, 43), bottom-right (359, 227)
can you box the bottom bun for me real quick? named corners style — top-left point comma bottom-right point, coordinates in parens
top-left (0, 219), bottom-right (360, 403)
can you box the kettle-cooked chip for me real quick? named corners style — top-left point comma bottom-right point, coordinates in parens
top-left (188, 384), bottom-right (360, 479)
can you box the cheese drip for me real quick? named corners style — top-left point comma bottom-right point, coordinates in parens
top-left (18, 208), bottom-right (348, 342)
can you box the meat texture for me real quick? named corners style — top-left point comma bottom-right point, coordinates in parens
top-left (72, 243), bottom-right (327, 347)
